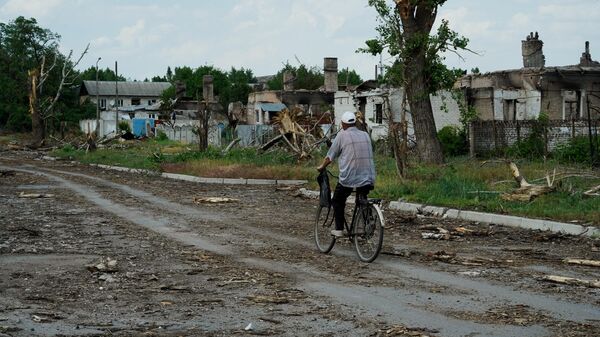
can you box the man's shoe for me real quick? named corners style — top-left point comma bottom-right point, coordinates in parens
top-left (331, 229), bottom-right (344, 238)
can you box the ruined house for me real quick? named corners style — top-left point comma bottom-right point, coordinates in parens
top-left (334, 82), bottom-right (461, 141)
top-left (457, 33), bottom-right (600, 121)
top-left (246, 57), bottom-right (337, 125)
top-left (457, 33), bottom-right (600, 154)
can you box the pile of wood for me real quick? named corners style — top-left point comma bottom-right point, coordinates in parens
top-left (261, 107), bottom-right (330, 159)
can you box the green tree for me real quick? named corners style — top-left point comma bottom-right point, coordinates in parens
top-left (267, 63), bottom-right (324, 90)
top-left (338, 68), bottom-right (363, 86)
top-left (361, 0), bottom-right (470, 164)
top-left (79, 66), bottom-right (126, 82)
top-left (0, 16), bottom-right (89, 142)
top-left (225, 67), bottom-right (254, 104)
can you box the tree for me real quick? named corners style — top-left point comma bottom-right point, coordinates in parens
top-left (338, 68), bottom-right (363, 86)
top-left (361, 0), bottom-right (470, 164)
top-left (79, 66), bottom-right (126, 82)
top-left (0, 17), bottom-right (88, 144)
top-left (267, 63), bottom-right (324, 90)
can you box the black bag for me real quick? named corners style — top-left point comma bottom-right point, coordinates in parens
top-left (317, 170), bottom-right (331, 207)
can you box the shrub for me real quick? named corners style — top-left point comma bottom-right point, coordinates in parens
top-left (437, 126), bottom-right (468, 156)
top-left (156, 130), bottom-right (168, 141)
top-left (554, 136), bottom-right (600, 165)
top-left (118, 121), bottom-right (131, 132)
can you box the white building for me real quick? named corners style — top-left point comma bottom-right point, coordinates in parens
top-left (79, 81), bottom-right (171, 110)
top-left (334, 81), bottom-right (461, 141)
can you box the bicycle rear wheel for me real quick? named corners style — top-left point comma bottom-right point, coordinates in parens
top-left (353, 203), bottom-right (384, 263)
top-left (314, 205), bottom-right (336, 253)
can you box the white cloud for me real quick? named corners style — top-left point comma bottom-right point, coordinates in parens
top-left (0, 0), bottom-right (63, 18)
top-left (115, 20), bottom-right (162, 48)
top-left (91, 36), bottom-right (111, 48)
top-left (438, 7), bottom-right (493, 39)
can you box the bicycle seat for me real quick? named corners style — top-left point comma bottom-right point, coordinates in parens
top-left (368, 198), bottom-right (382, 204)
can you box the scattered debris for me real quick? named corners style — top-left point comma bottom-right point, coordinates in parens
top-left (458, 271), bottom-right (482, 277)
top-left (259, 317), bottom-right (282, 325)
top-left (564, 258), bottom-right (600, 268)
top-left (420, 227), bottom-right (450, 240)
top-left (541, 275), bottom-right (600, 288)
top-left (378, 324), bottom-right (438, 337)
top-left (159, 284), bottom-right (190, 291)
top-left (0, 170), bottom-right (15, 177)
top-left (193, 196), bottom-right (239, 204)
top-left (246, 295), bottom-right (290, 304)
top-left (18, 191), bottom-right (54, 198)
top-left (86, 257), bottom-right (118, 273)
top-left (501, 162), bottom-right (555, 202)
top-left (98, 274), bottom-right (116, 283)
top-left (245, 323), bottom-right (253, 331)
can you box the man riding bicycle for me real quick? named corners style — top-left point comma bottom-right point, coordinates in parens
top-left (317, 111), bottom-right (376, 238)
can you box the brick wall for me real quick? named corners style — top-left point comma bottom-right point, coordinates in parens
top-left (470, 120), bottom-right (599, 154)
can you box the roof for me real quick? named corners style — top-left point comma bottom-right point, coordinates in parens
top-left (81, 81), bottom-right (172, 97)
top-left (258, 102), bottom-right (287, 112)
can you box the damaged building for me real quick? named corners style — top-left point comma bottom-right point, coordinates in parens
top-left (246, 57), bottom-right (337, 125)
top-left (457, 33), bottom-right (600, 154)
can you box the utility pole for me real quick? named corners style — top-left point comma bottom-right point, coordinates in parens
top-left (95, 57), bottom-right (101, 138)
top-left (115, 61), bottom-right (119, 134)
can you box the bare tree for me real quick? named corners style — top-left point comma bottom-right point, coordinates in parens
top-left (28, 44), bottom-right (89, 147)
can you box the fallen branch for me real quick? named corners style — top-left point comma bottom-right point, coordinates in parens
top-left (564, 258), bottom-right (600, 268)
top-left (222, 138), bottom-right (241, 154)
top-left (583, 184), bottom-right (600, 197)
top-left (501, 162), bottom-right (555, 202)
top-left (541, 275), bottom-right (600, 288)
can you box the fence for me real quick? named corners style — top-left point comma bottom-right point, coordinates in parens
top-left (470, 120), bottom-right (600, 155)
top-left (234, 125), bottom-right (277, 146)
top-left (156, 124), bottom-right (222, 147)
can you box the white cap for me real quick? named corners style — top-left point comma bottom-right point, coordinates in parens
top-left (341, 111), bottom-right (356, 124)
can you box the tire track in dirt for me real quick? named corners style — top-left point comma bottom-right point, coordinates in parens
top-left (6, 164), bottom-right (598, 337)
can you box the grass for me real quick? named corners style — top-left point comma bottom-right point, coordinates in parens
top-left (50, 140), bottom-right (600, 225)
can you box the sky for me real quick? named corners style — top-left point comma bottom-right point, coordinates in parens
top-left (1, 0), bottom-right (599, 81)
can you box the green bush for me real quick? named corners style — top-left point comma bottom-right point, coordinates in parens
top-left (554, 136), bottom-right (600, 165)
top-left (118, 121), bottom-right (131, 132)
top-left (5, 106), bottom-right (32, 132)
top-left (156, 130), bottom-right (168, 141)
top-left (437, 126), bottom-right (468, 156)
top-left (506, 114), bottom-right (549, 160)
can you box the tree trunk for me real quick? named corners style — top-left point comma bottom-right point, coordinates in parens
top-left (28, 69), bottom-right (45, 146)
top-left (197, 104), bottom-right (209, 151)
top-left (397, 0), bottom-right (444, 164)
top-left (404, 59), bottom-right (443, 164)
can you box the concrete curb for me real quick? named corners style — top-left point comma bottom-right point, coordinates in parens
top-left (388, 200), bottom-right (600, 237)
top-left (88, 163), bottom-right (307, 186)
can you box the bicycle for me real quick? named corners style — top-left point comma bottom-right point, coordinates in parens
top-left (314, 171), bottom-right (385, 263)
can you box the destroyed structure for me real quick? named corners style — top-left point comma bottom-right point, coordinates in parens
top-left (456, 33), bottom-right (600, 154)
top-left (457, 34), bottom-right (600, 122)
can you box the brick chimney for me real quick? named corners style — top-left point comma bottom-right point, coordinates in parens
top-left (283, 71), bottom-right (294, 91)
top-left (323, 57), bottom-right (338, 92)
top-left (202, 75), bottom-right (214, 102)
top-left (580, 41), bottom-right (600, 66)
top-left (522, 32), bottom-right (545, 68)
top-left (175, 80), bottom-right (186, 99)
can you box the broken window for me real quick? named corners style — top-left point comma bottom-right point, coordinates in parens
top-left (563, 90), bottom-right (583, 120)
top-left (375, 103), bottom-right (383, 124)
top-left (503, 99), bottom-right (517, 121)
top-left (99, 98), bottom-right (106, 109)
top-left (131, 98), bottom-right (141, 105)
top-left (255, 110), bottom-right (260, 124)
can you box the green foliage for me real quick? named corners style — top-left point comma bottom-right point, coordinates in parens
top-left (554, 136), bottom-right (600, 165)
top-left (506, 113), bottom-right (548, 160)
top-left (0, 16), bottom-right (87, 134)
top-left (118, 121), bottom-right (130, 132)
top-left (338, 68), bottom-right (363, 86)
top-left (267, 63), bottom-right (324, 90)
top-left (156, 130), bottom-right (168, 141)
top-left (5, 105), bottom-right (31, 132)
top-left (437, 126), bottom-right (468, 156)
top-left (78, 66), bottom-right (126, 83)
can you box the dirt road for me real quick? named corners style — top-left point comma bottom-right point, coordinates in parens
top-left (1, 151), bottom-right (599, 337)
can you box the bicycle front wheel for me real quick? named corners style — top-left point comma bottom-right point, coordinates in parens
top-left (353, 203), bottom-right (384, 263)
top-left (314, 205), bottom-right (336, 253)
